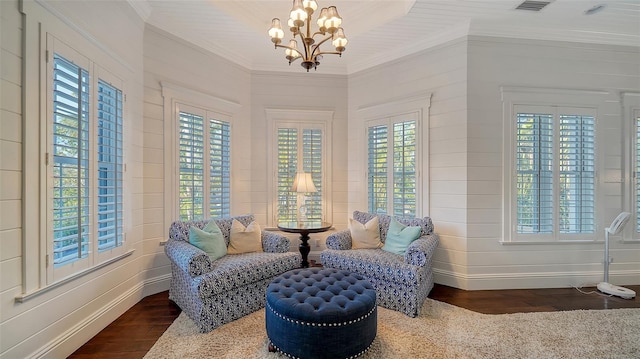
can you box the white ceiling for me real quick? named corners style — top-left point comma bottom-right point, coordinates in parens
top-left (128, 0), bottom-right (640, 75)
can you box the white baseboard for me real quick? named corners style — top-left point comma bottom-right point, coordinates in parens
top-left (28, 284), bottom-right (145, 359)
top-left (434, 268), bottom-right (640, 291)
top-left (28, 274), bottom-right (171, 359)
top-left (142, 273), bottom-right (172, 297)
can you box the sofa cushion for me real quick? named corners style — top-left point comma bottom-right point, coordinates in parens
top-left (321, 248), bottom-right (429, 286)
top-left (382, 217), bottom-right (422, 255)
top-left (350, 217), bottom-right (383, 249)
top-left (228, 219), bottom-right (263, 254)
top-left (195, 252), bottom-right (300, 298)
top-left (352, 210), bottom-right (433, 242)
top-left (189, 221), bottom-right (227, 261)
top-left (169, 214), bottom-right (256, 245)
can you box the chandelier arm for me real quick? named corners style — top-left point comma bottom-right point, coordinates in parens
top-left (274, 43), bottom-right (304, 58)
top-left (309, 34), bottom-right (334, 59)
top-left (294, 29), bottom-right (312, 60)
top-left (314, 51), bottom-right (342, 56)
top-left (276, 44), bottom-right (302, 63)
top-left (311, 31), bottom-right (327, 39)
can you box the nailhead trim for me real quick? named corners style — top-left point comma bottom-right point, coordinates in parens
top-left (268, 338), bottom-right (374, 359)
top-left (267, 302), bottom-right (376, 327)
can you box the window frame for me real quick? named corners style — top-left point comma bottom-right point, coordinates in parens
top-left (356, 93), bottom-right (431, 218)
top-left (20, 2), bottom-right (135, 298)
top-left (501, 87), bottom-right (607, 243)
top-left (161, 82), bottom-right (241, 230)
top-left (365, 113), bottom-right (420, 217)
top-left (265, 109), bottom-right (333, 227)
top-left (511, 104), bottom-right (596, 242)
top-left (43, 35), bottom-right (129, 284)
top-left (175, 104), bottom-right (232, 221)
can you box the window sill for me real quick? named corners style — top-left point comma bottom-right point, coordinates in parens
top-left (15, 249), bottom-right (134, 303)
top-left (621, 239), bottom-right (640, 244)
top-left (500, 240), bottom-right (602, 245)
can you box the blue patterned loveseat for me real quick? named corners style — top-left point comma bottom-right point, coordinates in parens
top-left (320, 210), bottom-right (439, 317)
top-left (165, 214), bottom-right (300, 332)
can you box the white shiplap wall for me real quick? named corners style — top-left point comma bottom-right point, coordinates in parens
top-left (141, 25), bottom-right (253, 281)
top-left (0, 1), bottom-right (146, 357)
top-left (2, 3), bottom-right (639, 356)
top-left (249, 71), bottom-right (348, 228)
top-left (249, 70), bottom-right (348, 258)
top-left (1, 0), bottom-right (24, 324)
top-left (347, 35), bottom-right (640, 290)
top-left (465, 36), bottom-right (640, 290)
top-left (347, 38), bottom-right (470, 288)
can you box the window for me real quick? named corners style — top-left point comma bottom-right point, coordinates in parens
top-left (161, 83), bottom-right (240, 230)
top-left (367, 116), bottom-right (418, 217)
top-left (276, 126), bottom-right (323, 223)
top-left (265, 109), bottom-right (332, 226)
top-left (47, 39), bottom-right (126, 282)
top-left (177, 107), bottom-right (231, 221)
top-left (512, 105), bottom-right (595, 240)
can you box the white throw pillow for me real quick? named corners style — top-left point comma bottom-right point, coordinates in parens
top-left (350, 216), bottom-right (383, 249)
top-left (227, 219), bottom-right (263, 254)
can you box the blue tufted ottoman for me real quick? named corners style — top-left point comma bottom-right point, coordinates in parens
top-left (265, 267), bottom-right (377, 359)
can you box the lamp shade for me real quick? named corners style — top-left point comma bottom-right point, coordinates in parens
top-left (268, 18), bottom-right (284, 43)
top-left (291, 172), bottom-right (317, 193)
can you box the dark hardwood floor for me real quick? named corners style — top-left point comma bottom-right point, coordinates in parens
top-left (69, 284), bottom-right (640, 358)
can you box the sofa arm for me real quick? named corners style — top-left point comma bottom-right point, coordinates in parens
top-left (164, 239), bottom-right (213, 277)
top-left (404, 233), bottom-right (439, 266)
top-left (326, 229), bottom-right (353, 250)
top-left (262, 230), bottom-right (290, 253)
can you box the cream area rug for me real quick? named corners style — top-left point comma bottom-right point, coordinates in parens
top-left (144, 299), bottom-right (640, 359)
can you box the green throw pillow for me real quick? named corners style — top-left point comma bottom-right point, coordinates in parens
top-left (189, 220), bottom-right (227, 261)
top-left (382, 217), bottom-right (422, 255)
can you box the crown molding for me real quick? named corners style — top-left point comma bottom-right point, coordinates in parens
top-left (126, 0), bottom-right (152, 22)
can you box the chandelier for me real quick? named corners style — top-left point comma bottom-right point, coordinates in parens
top-left (268, 0), bottom-right (348, 71)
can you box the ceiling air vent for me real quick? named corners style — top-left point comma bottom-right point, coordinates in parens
top-left (515, 0), bottom-right (552, 11)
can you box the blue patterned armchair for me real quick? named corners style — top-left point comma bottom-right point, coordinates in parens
top-left (320, 210), bottom-right (439, 317)
top-left (165, 214), bottom-right (300, 332)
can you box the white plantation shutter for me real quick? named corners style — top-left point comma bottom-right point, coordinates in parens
top-left (514, 107), bottom-right (595, 238)
top-left (558, 114), bottom-right (595, 233)
top-left (303, 129), bottom-right (323, 221)
top-left (368, 124), bottom-right (387, 214)
top-left (45, 37), bottom-right (129, 283)
top-left (277, 128), bottom-right (298, 222)
top-left (393, 121), bottom-right (416, 217)
top-left (52, 54), bottom-right (90, 266)
top-left (178, 110), bottom-right (231, 221)
top-left (179, 112), bottom-right (205, 221)
top-left (367, 118), bottom-right (417, 217)
top-left (209, 119), bottom-right (231, 218)
top-left (516, 113), bottom-right (554, 234)
top-left (276, 125), bottom-right (324, 223)
top-left (96, 80), bottom-right (124, 251)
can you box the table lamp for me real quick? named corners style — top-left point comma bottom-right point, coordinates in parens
top-left (291, 172), bottom-right (317, 223)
